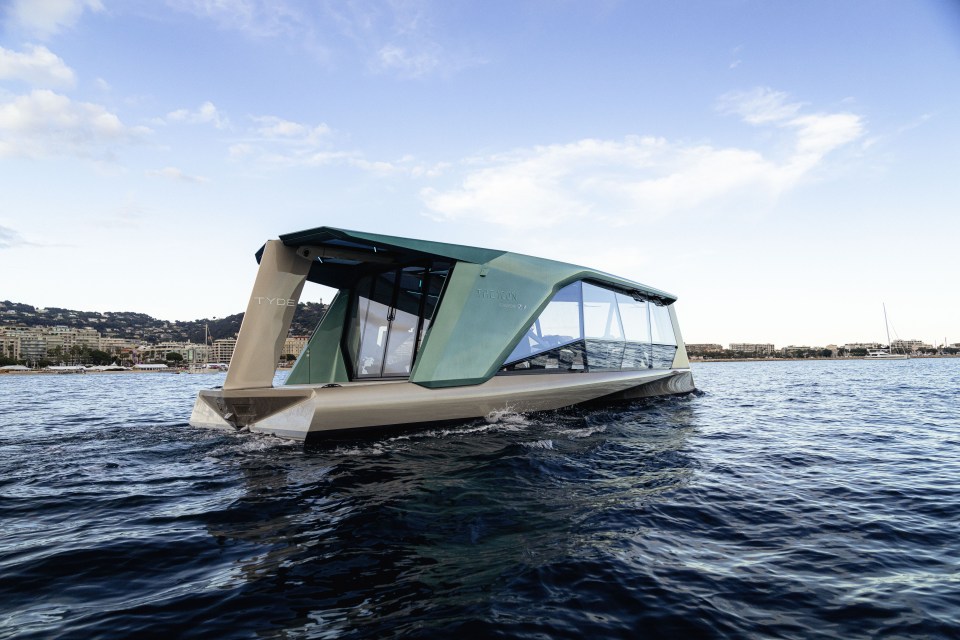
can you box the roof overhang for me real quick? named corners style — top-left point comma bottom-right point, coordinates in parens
top-left (255, 225), bottom-right (676, 304)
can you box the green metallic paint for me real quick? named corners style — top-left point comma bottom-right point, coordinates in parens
top-left (286, 291), bottom-right (351, 385)
top-left (275, 225), bottom-right (683, 390)
top-left (278, 226), bottom-right (507, 266)
top-left (409, 259), bottom-right (566, 388)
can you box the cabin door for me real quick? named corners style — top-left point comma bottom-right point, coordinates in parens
top-left (351, 265), bottom-right (449, 379)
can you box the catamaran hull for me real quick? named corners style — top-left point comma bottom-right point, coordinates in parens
top-left (189, 368), bottom-right (695, 441)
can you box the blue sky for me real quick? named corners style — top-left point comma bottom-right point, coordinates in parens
top-left (1, 0), bottom-right (958, 347)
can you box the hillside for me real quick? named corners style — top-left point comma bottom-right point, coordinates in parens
top-left (0, 300), bottom-right (327, 343)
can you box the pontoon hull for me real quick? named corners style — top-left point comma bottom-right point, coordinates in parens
top-left (189, 368), bottom-right (695, 441)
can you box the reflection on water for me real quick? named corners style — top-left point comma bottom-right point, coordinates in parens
top-left (1, 359), bottom-right (959, 638)
top-left (201, 403), bottom-right (699, 637)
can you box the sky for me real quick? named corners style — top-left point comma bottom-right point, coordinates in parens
top-left (1, 0), bottom-right (958, 348)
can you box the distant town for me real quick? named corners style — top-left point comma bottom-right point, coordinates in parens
top-left (687, 341), bottom-right (959, 360)
top-left (0, 300), bottom-right (326, 369)
top-left (1, 300), bottom-right (957, 371)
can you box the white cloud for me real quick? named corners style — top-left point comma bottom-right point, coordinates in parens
top-left (228, 143), bottom-right (254, 159)
top-left (328, 1), bottom-right (484, 78)
top-left (224, 114), bottom-right (339, 166)
top-left (165, 1), bottom-right (481, 79)
top-left (166, 0), bottom-right (305, 39)
top-left (146, 167), bottom-right (210, 183)
top-left (789, 113), bottom-right (863, 157)
top-left (376, 44), bottom-right (440, 78)
top-left (230, 114), bottom-right (446, 177)
top-left (165, 101), bottom-right (229, 129)
top-left (0, 44), bottom-right (75, 88)
top-left (0, 89), bottom-right (150, 159)
top-left (718, 87), bottom-right (803, 124)
top-left (421, 89), bottom-right (864, 230)
top-left (720, 87), bottom-right (864, 176)
top-left (251, 115), bottom-right (330, 143)
top-left (0, 224), bottom-right (35, 249)
top-left (5, 0), bottom-right (103, 38)
top-left (421, 137), bottom-right (780, 229)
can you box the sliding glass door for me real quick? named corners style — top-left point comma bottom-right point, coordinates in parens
top-left (349, 264), bottom-right (450, 379)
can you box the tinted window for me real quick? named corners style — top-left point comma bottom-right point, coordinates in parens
top-left (650, 303), bottom-right (676, 345)
top-left (616, 293), bottom-right (650, 343)
top-left (652, 343), bottom-right (678, 368)
top-left (348, 263), bottom-right (451, 379)
top-left (504, 281), bottom-right (582, 364)
top-left (418, 265), bottom-right (450, 350)
top-left (583, 283), bottom-right (624, 340)
top-left (622, 341), bottom-right (651, 369)
top-left (585, 339), bottom-right (625, 370)
top-left (499, 280), bottom-right (680, 374)
top-left (502, 340), bottom-right (586, 373)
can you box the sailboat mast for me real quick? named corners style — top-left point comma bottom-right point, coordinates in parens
top-left (883, 303), bottom-right (892, 347)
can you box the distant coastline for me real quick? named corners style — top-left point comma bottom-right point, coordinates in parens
top-left (692, 355), bottom-right (960, 363)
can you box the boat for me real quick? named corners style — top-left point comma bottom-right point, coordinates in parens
top-left (186, 325), bottom-right (218, 373)
top-left (46, 365), bottom-right (86, 374)
top-left (189, 227), bottom-right (696, 440)
top-left (865, 303), bottom-right (909, 360)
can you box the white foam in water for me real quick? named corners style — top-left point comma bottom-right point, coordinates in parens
top-left (521, 439), bottom-right (555, 450)
top-left (391, 415), bottom-right (532, 442)
top-left (334, 444), bottom-right (388, 457)
top-left (558, 425), bottom-right (608, 439)
top-left (485, 407), bottom-right (527, 424)
top-left (205, 429), bottom-right (303, 460)
top-left (403, 423), bottom-right (502, 440)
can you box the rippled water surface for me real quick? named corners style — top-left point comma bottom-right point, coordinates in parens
top-left (2, 360), bottom-right (959, 639)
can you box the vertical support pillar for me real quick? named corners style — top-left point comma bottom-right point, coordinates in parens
top-left (668, 304), bottom-right (690, 369)
top-left (224, 240), bottom-right (312, 390)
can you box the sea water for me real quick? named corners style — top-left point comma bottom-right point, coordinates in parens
top-left (1, 359), bottom-right (958, 639)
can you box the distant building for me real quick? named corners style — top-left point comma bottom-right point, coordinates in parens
top-left (99, 336), bottom-right (138, 354)
top-left (891, 339), bottom-right (925, 353)
top-left (211, 338), bottom-right (237, 365)
top-left (138, 341), bottom-right (210, 364)
top-left (0, 325), bottom-right (106, 362)
top-left (843, 342), bottom-right (882, 351)
top-left (729, 343), bottom-right (776, 356)
top-left (0, 335), bottom-right (19, 361)
top-left (0, 328), bottom-right (51, 361)
top-left (686, 343), bottom-right (723, 353)
top-left (282, 335), bottom-right (309, 360)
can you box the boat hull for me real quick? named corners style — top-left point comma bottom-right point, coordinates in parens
top-left (189, 368), bottom-right (695, 440)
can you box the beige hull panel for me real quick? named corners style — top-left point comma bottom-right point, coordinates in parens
top-left (189, 369), bottom-right (695, 440)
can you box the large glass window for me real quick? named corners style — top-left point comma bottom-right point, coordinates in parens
top-left (583, 283), bottom-right (624, 370)
top-left (500, 280), bottom-right (679, 374)
top-left (354, 273), bottom-right (393, 377)
top-left (381, 269), bottom-right (421, 376)
top-left (650, 303), bottom-right (678, 368)
top-left (349, 262), bottom-right (451, 378)
top-left (504, 281), bottom-right (582, 364)
top-left (418, 266), bottom-right (449, 351)
top-left (617, 293), bottom-right (651, 369)
top-left (650, 303), bottom-right (677, 345)
top-left (501, 341), bottom-right (586, 373)
top-left (617, 293), bottom-right (650, 343)
top-left (583, 283), bottom-right (624, 340)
